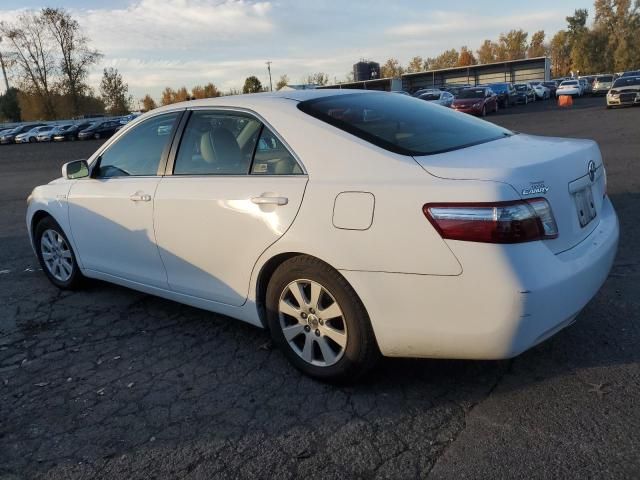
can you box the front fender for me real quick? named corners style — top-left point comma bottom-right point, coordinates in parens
top-left (26, 180), bottom-right (79, 265)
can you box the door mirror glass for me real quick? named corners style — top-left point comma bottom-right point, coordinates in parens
top-left (62, 159), bottom-right (89, 179)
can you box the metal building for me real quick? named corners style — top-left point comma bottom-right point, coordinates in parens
top-left (319, 57), bottom-right (551, 92)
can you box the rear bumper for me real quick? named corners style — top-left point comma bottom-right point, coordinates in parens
top-left (452, 105), bottom-right (482, 115)
top-left (341, 197), bottom-right (618, 359)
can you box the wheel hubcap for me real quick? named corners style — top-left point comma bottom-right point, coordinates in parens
top-left (40, 229), bottom-right (73, 282)
top-left (278, 279), bottom-right (347, 367)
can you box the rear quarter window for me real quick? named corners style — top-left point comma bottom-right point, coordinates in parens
top-left (297, 92), bottom-right (512, 156)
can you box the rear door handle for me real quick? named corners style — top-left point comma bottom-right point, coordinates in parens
top-left (251, 196), bottom-right (288, 206)
top-left (130, 192), bottom-right (152, 202)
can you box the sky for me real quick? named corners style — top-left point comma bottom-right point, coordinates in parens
top-left (0, 0), bottom-right (594, 103)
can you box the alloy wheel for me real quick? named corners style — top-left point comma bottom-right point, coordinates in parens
top-left (278, 279), bottom-right (347, 367)
top-left (40, 229), bottom-right (74, 282)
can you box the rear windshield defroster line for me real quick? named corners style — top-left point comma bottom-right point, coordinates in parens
top-left (297, 92), bottom-right (513, 157)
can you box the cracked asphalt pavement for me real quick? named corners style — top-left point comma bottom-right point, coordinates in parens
top-left (1, 96), bottom-right (639, 479)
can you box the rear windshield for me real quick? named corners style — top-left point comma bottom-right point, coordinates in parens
top-left (458, 89), bottom-right (485, 99)
top-left (597, 75), bottom-right (613, 82)
top-left (297, 92), bottom-right (512, 156)
top-left (490, 84), bottom-right (508, 93)
top-left (420, 93), bottom-right (441, 101)
top-left (613, 77), bottom-right (640, 87)
top-left (561, 81), bottom-right (578, 86)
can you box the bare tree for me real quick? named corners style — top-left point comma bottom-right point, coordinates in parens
top-left (0, 12), bottom-right (58, 118)
top-left (42, 8), bottom-right (101, 116)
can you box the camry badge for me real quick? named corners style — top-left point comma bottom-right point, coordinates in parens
top-left (588, 160), bottom-right (596, 182)
top-left (522, 182), bottom-right (549, 196)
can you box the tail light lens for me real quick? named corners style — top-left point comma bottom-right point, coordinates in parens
top-left (423, 198), bottom-right (558, 244)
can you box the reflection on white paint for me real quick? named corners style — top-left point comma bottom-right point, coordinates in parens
top-left (222, 199), bottom-right (286, 236)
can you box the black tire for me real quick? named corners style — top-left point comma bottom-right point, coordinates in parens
top-left (481, 105), bottom-right (486, 117)
top-left (525, 97), bottom-right (528, 105)
top-left (29, 137), bottom-right (36, 143)
top-left (266, 255), bottom-right (380, 382)
top-left (34, 216), bottom-right (85, 290)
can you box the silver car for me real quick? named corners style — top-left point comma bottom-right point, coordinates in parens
top-left (417, 89), bottom-right (454, 107)
top-left (593, 75), bottom-right (614, 95)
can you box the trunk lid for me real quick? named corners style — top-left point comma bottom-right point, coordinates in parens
top-left (413, 134), bottom-right (605, 253)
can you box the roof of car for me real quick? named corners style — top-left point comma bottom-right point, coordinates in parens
top-left (151, 89), bottom-right (375, 115)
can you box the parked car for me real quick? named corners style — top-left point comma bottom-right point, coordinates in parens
top-left (542, 81), bottom-right (559, 97)
top-left (620, 70), bottom-right (640, 78)
top-left (52, 122), bottom-right (94, 142)
top-left (441, 85), bottom-right (469, 98)
top-left (417, 90), bottom-right (454, 107)
top-left (531, 83), bottom-right (550, 100)
top-left (606, 76), bottom-right (640, 108)
top-left (15, 125), bottom-right (54, 144)
top-left (451, 87), bottom-right (498, 116)
top-left (557, 80), bottom-right (582, 97)
top-left (488, 83), bottom-right (516, 108)
top-left (592, 75), bottom-right (614, 95)
top-left (0, 124), bottom-right (44, 145)
top-left (77, 120), bottom-right (121, 140)
top-left (37, 124), bottom-right (73, 142)
top-left (578, 78), bottom-right (592, 95)
top-left (26, 90), bottom-right (619, 381)
top-left (513, 83), bottom-right (536, 104)
top-left (119, 112), bottom-right (142, 125)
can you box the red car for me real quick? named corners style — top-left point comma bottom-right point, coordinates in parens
top-left (452, 87), bottom-right (499, 117)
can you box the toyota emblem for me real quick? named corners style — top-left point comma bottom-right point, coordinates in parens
top-left (588, 160), bottom-right (596, 182)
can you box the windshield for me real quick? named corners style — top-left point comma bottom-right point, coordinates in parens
top-left (491, 84), bottom-right (508, 93)
top-left (420, 93), bottom-right (441, 101)
top-left (612, 77), bottom-right (640, 88)
top-left (297, 92), bottom-right (512, 156)
top-left (514, 84), bottom-right (528, 91)
top-left (596, 76), bottom-right (613, 82)
top-left (561, 81), bottom-right (578, 86)
top-left (457, 89), bottom-right (485, 99)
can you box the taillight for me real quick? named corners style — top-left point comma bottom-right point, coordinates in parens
top-left (423, 198), bottom-right (558, 244)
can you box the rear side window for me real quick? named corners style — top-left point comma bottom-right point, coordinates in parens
top-left (298, 92), bottom-right (512, 156)
top-left (251, 127), bottom-right (302, 175)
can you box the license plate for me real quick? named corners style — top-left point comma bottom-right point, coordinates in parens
top-left (574, 186), bottom-right (597, 227)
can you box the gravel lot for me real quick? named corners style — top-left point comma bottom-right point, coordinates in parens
top-left (1, 96), bottom-right (639, 479)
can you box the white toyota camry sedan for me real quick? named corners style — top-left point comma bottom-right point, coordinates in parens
top-left (26, 90), bottom-right (619, 381)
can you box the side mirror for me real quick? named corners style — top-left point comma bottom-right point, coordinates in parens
top-left (62, 159), bottom-right (89, 180)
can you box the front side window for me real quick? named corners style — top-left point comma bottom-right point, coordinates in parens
top-left (95, 112), bottom-right (179, 178)
top-left (298, 92), bottom-right (512, 156)
top-left (251, 126), bottom-right (302, 175)
top-left (174, 111), bottom-right (261, 175)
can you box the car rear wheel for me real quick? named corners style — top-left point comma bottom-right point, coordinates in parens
top-left (481, 105), bottom-right (486, 117)
top-left (29, 137), bottom-right (36, 143)
top-left (266, 255), bottom-right (379, 382)
top-left (34, 216), bottom-right (84, 289)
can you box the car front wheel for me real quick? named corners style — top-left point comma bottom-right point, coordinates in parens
top-left (35, 216), bottom-right (84, 289)
top-left (266, 255), bottom-right (379, 382)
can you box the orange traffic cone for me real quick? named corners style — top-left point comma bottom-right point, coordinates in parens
top-left (558, 95), bottom-right (573, 107)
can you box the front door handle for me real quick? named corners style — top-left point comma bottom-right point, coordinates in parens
top-left (251, 196), bottom-right (288, 206)
top-left (130, 192), bottom-right (152, 202)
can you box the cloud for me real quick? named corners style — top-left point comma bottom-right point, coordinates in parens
top-left (81, 0), bottom-right (274, 54)
top-left (386, 11), bottom-right (566, 38)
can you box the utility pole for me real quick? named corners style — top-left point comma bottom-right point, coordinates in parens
top-left (266, 61), bottom-right (273, 92)
top-left (0, 37), bottom-right (10, 93)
